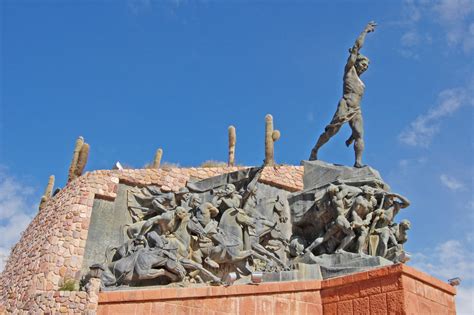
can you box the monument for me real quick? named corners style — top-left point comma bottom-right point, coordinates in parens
top-left (0, 22), bottom-right (458, 314)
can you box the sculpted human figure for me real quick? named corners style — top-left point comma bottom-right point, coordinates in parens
top-left (391, 219), bottom-right (411, 245)
top-left (191, 202), bottom-right (224, 268)
top-left (350, 186), bottom-right (380, 253)
top-left (373, 193), bottom-right (410, 257)
top-left (135, 206), bottom-right (189, 239)
top-left (212, 184), bottom-right (242, 211)
top-left (309, 21), bottom-right (377, 168)
top-left (151, 191), bottom-right (177, 214)
top-left (305, 183), bottom-right (361, 253)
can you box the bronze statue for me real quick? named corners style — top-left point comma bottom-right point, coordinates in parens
top-left (309, 21), bottom-right (377, 168)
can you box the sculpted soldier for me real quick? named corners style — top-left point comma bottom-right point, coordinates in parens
top-left (373, 193), bottom-right (410, 257)
top-left (350, 186), bottom-right (379, 253)
top-left (305, 183), bottom-right (361, 254)
top-left (309, 21), bottom-right (377, 168)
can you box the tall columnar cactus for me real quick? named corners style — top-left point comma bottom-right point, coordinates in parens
top-left (228, 126), bottom-right (236, 166)
top-left (39, 175), bottom-right (55, 209)
top-left (68, 136), bottom-right (89, 182)
top-left (75, 142), bottom-right (90, 178)
top-left (152, 148), bottom-right (163, 169)
top-left (68, 136), bottom-right (84, 182)
top-left (264, 114), bottom-right (280, 166)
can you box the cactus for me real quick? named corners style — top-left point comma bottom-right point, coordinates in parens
top-left (68, 137), bottom-right (89, 182)
top-left (264, 114), bottom-right (280, 166)
top-left (39, 175), bottom-right (55, 209)
top-left (152, 148), bottom-right (163, 169)
top-left (45, 175), bottom-right (55, 198)
top-left (75, 142), bottom-right (89, 178)
top-left (68, 136), bottom-right (84, 182)
top-left (228, 126), bottom-right (236, 166)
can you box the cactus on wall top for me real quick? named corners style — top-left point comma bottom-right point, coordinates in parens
top-left (228, 126), bottom-right (236, 167)
top-left (39, 175), bottom-right (55, 209)
top-left (75, 143), bottom-right (89, 178)
top-left (264, 114), bottom-right (280, 166)
top-left (152, 148), bottom-right (163, 169)
top-left (68, 136), bottom-right (89, 182)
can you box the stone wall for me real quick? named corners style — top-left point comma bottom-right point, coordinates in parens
top-left (96, 264), bottom-right (457, 315)
top-left (321, 264), bottom-right (456, 315)
top-left (0, 166), bottom-right (303, 313)
top-left (0, 166), bottom-right (457, 314)
top-left (98, 278), bottom-right (323, 314)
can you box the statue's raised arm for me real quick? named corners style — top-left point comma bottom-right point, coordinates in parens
top-left (344, 21), bottom-right (377, 74)
top-left (309, 21), bottom-right (377, 168)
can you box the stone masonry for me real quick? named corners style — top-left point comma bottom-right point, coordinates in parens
top-left (0, 165), bottom-right (457, 314)
top-left (0, 166), bottom-right (303, 313)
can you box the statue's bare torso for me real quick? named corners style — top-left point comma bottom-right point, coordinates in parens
top-left (343, 67), bottom-right (365, 107)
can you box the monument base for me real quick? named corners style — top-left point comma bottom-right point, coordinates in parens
top-left (96, 264), bottom-right (456, 314)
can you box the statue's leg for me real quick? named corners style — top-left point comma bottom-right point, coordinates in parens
top-left (335, 229), bottom-right (356, 253)
top-left (388, 232), bottom-right (399, 247)
top-left (179, 258), bottom-right (221, 283)
top-left (378, 229), bottom-right (390, 257)
top-left (251, 243), bottom-right (287, 268)
top-left (138, 216), bottom-right (160, 237)
top-left (345, 134), bottom-right (355, 147)
top-left (335, 216), bottom-right (355, 253)
top-left (349, 115), bottom-right (364, 168)
top-left (356, 227), bottom-right (369, 254)
top-left (305, 224), bottom-right (338, 253)
top-left (309, 100), bottom-right (345, 160)
top-left (309, 125), bottom-right (342, 160)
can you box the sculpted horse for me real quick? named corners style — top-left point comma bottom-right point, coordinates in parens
top-left (197, 207), bottom-right (277, 275)
top-left (96, 207), bottom-right (220, 287)
top-left (95, 237), bottom-right (184, 287)
top-left (163, 207), bottom-right (221, 283)
top-left (243, 196), bottom-right (289, 269)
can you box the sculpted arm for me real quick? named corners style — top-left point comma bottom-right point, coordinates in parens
top-left (344, 21), bottom-right (377, 73)
top-left (389, 193), bottom-right (411, 209)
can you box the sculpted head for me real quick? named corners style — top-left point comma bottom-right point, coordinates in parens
top-left (189, 194), bottom-right (202, 208)
top-left (224, 184), bottom-right (236, 195)
top-left (175, 206), bottom-right (188, 220)
top-left (361, 185), bottom-right (375, 196)
top-left (327, 184), bottom-right (339, 195)
top-left (400, 219), bottom-right (411, 230)
top-left (201, 202), bottom-right (219, 218)
top-left (355, 54), bottom-right (370, 75)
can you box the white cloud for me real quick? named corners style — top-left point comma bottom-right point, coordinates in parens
top-left (411, 239), bottom-right (474, 281)
top-left (401, 30), bottom-right (420, 47)
top-left (127, 0), bottom-right (152, 15)
top-left (434, 0), bottom-right (473, 23)
top-left (398, 86), bottom-right (472, 147)
top-left (0, 168), bottom-right (38, 271)
top-left (401, 0), bottom-right (423, 24)
top-left (410, 237), bottom-right (474, 314)
top-left (398, 157), bottom-right (427, 170)
top-left (440, 174), bottom-right (465, 191)
top-left (399, 0), bottom-right (474, 56)
top-left (434, 0), bottom-right (474, 53)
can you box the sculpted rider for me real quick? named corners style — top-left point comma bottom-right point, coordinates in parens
top-left (309, 22), bottom-right (377, 168)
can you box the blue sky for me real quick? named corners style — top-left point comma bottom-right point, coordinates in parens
top-left (1, 0), bottom-right (473, 312)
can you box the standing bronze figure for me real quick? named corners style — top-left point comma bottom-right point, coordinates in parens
top-left (309, 22), bottom-right (377, 168)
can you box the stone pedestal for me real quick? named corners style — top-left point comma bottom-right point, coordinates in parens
top-left (96, 264), bottom-right (457, 314)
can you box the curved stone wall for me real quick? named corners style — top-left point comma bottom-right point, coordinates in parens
top-left (0, 166), bottom-right (303, 313)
